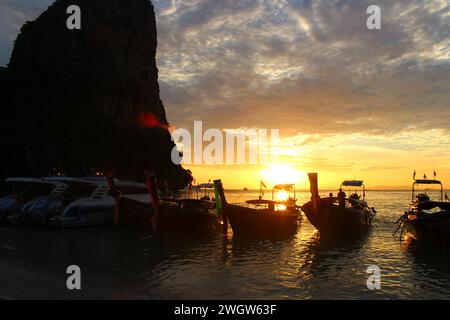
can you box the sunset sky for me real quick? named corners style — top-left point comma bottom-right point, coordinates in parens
top-left (1, 0), bottom-right (450, 189)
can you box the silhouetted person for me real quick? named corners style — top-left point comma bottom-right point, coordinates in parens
top-left (337, 188), bottom-right (346, 208)
top-left (328, 192), bottom-right (334, 203)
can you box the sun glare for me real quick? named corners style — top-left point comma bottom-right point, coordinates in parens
top-left (260, 164), bottom-right (303, 186)
top-left (275, 190), bottom-right (289, 201)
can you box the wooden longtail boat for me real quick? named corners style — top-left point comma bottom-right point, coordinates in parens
top-left (214, 180), bottom-right (301, 237)
top-left (395, 178), bottom-right (450, 243)
top-left (302, 173), bottom-right (375, 234)
top-left (107, 172), bottom-right (221, 234)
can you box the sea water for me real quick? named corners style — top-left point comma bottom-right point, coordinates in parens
top-left (1, 190), bottom-right (450, 299)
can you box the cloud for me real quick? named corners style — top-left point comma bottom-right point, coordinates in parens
top-left (0, 0), bottom-right (449, 138)
top-left (153, 0), bottom-right (450, 138)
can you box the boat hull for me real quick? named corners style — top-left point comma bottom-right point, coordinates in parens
top-left (302, 200), bottom-right (372, 234)
top-left (118, 197), bottom-right (221, 234)
top-left (404, 211), bottom-right (450, 243)
top-left (226, 204), bottom-right (299, 237)
top-left (158, 205), bottom-right (221, 233)
top-left (49, 206), bottom-right (115, 228)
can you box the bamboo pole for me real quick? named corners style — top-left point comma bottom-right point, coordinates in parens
top-left (214, 179), bottom-right (228, 235)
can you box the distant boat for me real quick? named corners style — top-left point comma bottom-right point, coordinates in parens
top-left (215, 181), bottom-right (301, 237)
top-left (395, 178), bottom-right (450, 242)
top-left (302, 174), bottom-right (375, 234)
top-left (243, 187), bottom-right (248, 191)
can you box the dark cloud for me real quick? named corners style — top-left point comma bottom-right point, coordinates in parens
top-left (153, 0), bottom-right (450, 136)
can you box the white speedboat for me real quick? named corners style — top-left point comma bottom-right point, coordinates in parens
top-left (19, 177), bottom-right (99, 225)
top-left (0, 178), bottom-right (65, 223)
top-left (48, 178), bottom-right (148, 228)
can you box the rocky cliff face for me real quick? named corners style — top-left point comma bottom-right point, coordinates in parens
top-left (1, 0), bottom-right (191, 189)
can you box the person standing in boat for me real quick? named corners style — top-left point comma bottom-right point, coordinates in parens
top-left (338, 188), bottom-right (346, 208)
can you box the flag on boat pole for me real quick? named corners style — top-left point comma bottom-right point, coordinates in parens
top-left (260, 180), bottom-right (267, 197)
top-left (413, 170), bottom-right (416, 180)
top-left (423, 174), bottom-right (427, 179)
top-left (434, 170), bottom-right (437, 179)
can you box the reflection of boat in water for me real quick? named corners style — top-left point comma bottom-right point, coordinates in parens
top-left (302, 173), bottom-right (375, 234)
top-left (108, 173), bottom-right (221, 234)
top-left (214, 180), bottom-right (301, 238)
top-left (0, 178), bottom-right (65, 223)
top-left (395, 178), bottom-right (450, 243)
top-left (403, 240), bottom-right (450, 275)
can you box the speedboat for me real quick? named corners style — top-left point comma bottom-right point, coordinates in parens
top-left (214, 181), bottom-right (301, 237)
top-left (395, 178), bottom-right (450, 243)
top-left (0, 178), bottom-right (65, 223)
top-left (302, 174), bottom-right (375, 234)
top-left (18, 177), bottom-right (101, 225)
top-left (48, 178), bottom-right (148, 228)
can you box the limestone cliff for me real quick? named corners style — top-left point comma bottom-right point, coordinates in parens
top-left (1, 0), bottom-right (191, 189)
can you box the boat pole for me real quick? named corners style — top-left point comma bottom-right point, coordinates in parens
top-left (214, 179), bottom-right (228, 235)
top-left (144, 171), bottom-right (159, 232)
top-left (308, 173), bottom-right (320, 214)
top-left (106, 175), bottom-right (121, 226)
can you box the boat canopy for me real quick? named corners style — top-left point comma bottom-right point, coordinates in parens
top-left (198, 183), bottom-right (215, 189)
top-left (246, 199), bottom-right (287, 205)
top-left (6, 177), bottom-right (45, 183)
top-left (342, 180), bottom-right (364, 187)
top-left (44, 177), bottom-right (105, 186)
top-left (412, 179), bottom-right (443, 202)
top-left (413, 179), bottom-right (442, 185)
top-left (273, 184), bottom-right (295, 190)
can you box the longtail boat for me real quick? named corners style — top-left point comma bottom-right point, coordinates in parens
top-left (394, 178), bottom-right (450, 243)
top-left (214, 180), bottom-right (301, 237)
top-left (107, 172), bottom-right (221, 234)
top-left (302, 173), bottom-right (375, 234)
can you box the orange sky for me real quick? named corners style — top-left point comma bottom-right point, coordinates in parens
top-left (182, 129), bottom-right (450, 190)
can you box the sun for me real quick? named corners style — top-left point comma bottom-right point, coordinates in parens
top-left (260, 164), bottom-right (304, 187)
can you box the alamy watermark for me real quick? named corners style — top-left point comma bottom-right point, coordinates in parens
top-left (66, 265), bottom-right (81, 290)
top-left (170, 121), bottom-right (280, 165)
top-left (66, 5), bottom-right (81, 30)
top-left (366, 265), bottom-right (381, 290)
top-left (366, 5), bottom-right (381, 30)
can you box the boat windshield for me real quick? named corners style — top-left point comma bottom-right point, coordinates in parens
top-left (3, 179), bottom-right (55, 201)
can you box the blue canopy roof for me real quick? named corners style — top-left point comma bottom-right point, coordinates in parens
top-left (342, 180), bottom-right (364, 187)
top-left (414, 179), bottom-right (442, 185)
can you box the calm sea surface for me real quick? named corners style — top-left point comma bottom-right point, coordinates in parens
top-left (1, 190), bottom-right (450, 299)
